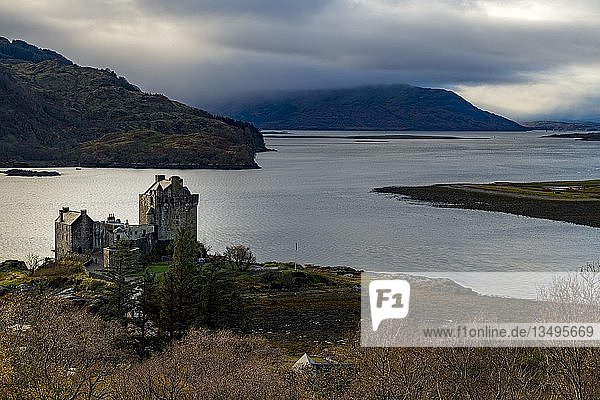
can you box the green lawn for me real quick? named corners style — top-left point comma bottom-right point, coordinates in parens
top-left (146, 263), bottom-right (171, 274)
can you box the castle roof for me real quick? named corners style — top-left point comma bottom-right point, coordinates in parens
top-left (142, 175), bottom-right (187, 195)
top-left (61, 212), bottom-right (81, 225)
top-left (55, 211), bottom-right (82, 225)
top-left (144, 179), bottom-right (171, 193)
top-left (56, 208), bottom-right (92, 225)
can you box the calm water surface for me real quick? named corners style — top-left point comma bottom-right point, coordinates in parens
top-left (2, 131), bottom-right (600, 284)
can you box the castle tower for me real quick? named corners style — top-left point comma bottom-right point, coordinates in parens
top-left (139, 175), bottom-right (199, 241)
top-left (54, 208), bottom-right (95, 258)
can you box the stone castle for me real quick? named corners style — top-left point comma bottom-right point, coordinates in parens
top-left (55, 175), bottom-right (199, 265)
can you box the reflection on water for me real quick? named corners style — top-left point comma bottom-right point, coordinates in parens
top-left (1, 131), bottom-right (600, 277)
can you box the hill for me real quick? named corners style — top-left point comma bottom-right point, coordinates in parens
top-left (214, 84), bottom-right (527, 131)
top-left (0, 37), bottom-right (266, 169)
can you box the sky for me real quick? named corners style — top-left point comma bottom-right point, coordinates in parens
top-left (0, 0), bottom-right (599, 121)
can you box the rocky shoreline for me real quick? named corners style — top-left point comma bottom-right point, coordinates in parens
top-left (0, 162), bottom-right (260, 170)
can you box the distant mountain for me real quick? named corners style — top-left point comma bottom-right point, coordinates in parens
top-left (522, 121), bottom-right (600, 132)
top-left (214, 84), bottom-right (527, 131)
top-left (0, 37), bottom-right (266, 169)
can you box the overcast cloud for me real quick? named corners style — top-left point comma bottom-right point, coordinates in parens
top-left (0, 0), bottom-right (598, 120)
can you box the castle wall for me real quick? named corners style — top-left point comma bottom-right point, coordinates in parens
top-left (55, 221), bottom-right (72, 259)
top-left (71, 213), bottom-right (94, 254)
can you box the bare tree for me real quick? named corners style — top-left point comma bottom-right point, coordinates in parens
top-left (224, 245), bottom-right (255, 271)
top-left (535, 264), bottom-right (600, 400)
top-left (24, 253), bottom-right (42, 275)
top-left (0, 295), bottom-right (129, 399)
top-left (109, 329), bottom-right (297, 400)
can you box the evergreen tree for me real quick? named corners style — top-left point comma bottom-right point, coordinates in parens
top-left (132, 270), bottom-right (160, 358)
top-left (158, 229), bottom-right (250, 340)
top-left (159, 227), bottom-right (200, 340)
top-left (197, 263), bottom-right (248, 330)
top-left (101, 240), bottom-right (142, 325)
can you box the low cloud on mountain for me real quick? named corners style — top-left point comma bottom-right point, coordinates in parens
top-left (1, 0), bottom-right (598, 120)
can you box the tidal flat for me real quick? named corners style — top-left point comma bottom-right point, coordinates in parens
top-left (374, 180), bottom-right (600, 228)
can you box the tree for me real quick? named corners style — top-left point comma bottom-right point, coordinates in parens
top-left (196, 263), bottom-right (248, 330)
top-left (159, 227), bottom-right (201, 340)
top-left (535, 263), bottom-right (600, 400)
top-left (132, 270), bottom-right (160, 358)
top-left (0, 295), bottom-right (129, 399)
top-left (198, 242), bottom-right (211, 258)
top-left (224, 245), bottom-right (255, 271)
top-left (24, 253), bottom-right (42, 275)
top-left (101, 240), bottom-right (143, 325)
top-left (109, 329), bottom-right (297, 400)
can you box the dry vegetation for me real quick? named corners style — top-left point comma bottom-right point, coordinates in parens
top-left (3, 238), bottom-right (600, 399)
top-left (3, 294), bottom-right (600, 399)
top-left (2, 268), bottom-right (600, 399)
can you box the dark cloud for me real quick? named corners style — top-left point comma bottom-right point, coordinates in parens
top-left (0, 0), bottom-right (599, 119)
top-left (139, 0), bottom-right (334, 21)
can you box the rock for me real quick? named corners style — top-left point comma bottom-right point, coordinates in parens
top-left (16, 283), bottom-right (33, 292)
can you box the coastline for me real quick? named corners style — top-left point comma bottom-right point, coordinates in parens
top-left (0, 161), bottom-right (262, 170)
top-left (373, 181), bottom-right (600, 228)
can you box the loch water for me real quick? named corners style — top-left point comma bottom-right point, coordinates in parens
top-left (2, 131), bottom-right (600, 284)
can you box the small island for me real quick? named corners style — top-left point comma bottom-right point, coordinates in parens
top-left (2, 169), bottom-right (61, 177)
top-left (262, 133), bottom-right (484, 140)
top-left (374, 180), bottom-right (600, 228)
top-left (542, 132), bottom-right (600, 141)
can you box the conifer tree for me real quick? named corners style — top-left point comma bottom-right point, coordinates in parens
top-left (102, 240), bottom-right (142, 325)
top-left (132, 270), bottom-right (160, 358)
top-left (159, 227), bottom-right (200, 340)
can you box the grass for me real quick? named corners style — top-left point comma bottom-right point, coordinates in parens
top-left (375, 179), bottom-right (600, 228)
top-left (462, 179), bottom-right (600, 201)
top-left (0, 258), bottom-right (101, 291)
top-left (0, 271), bottom-right (30, 287)
top-left (146, 263), bottom-right (171, 274)
top-left (141, 260), bottom-right (361, 354)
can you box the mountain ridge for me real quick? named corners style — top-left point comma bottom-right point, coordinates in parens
top-left (0, 37), bottom-right (266, 169)
top-left (214, 84), bottom-right (527, 132)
